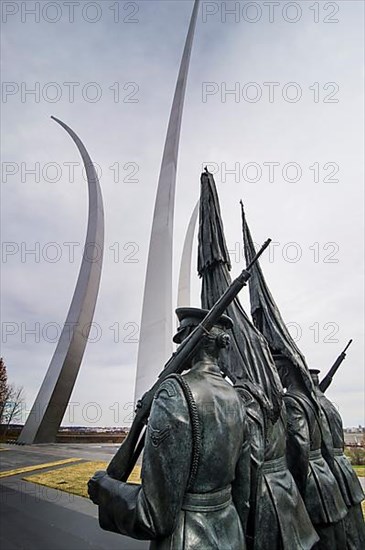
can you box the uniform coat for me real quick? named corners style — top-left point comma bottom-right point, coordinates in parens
top-left (316, 388), bottom-right (365, 550)
top-left (284, 390), bottom-right (348, 550)
top-left (97, 361), bottom-right (250, 549)
top-left (237, 386), bottom-right (318, 550)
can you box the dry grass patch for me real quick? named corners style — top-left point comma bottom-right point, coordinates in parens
top-left (353, 465), bottom-right (365, 477)
top-left (24, 461), bottom-right (141, 498)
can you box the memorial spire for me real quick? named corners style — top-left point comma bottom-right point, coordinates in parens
top-left (134, 1), bottom-right (200, 402)
top-left (18, 117), bottom-right (104, 444)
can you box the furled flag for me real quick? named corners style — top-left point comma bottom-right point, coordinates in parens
top-left (198, 170), bottom-right (282, 421)
top-left (241, 202), bottom-right (314, 396)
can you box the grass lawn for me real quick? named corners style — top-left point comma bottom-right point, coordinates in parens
top-left (23, 461), bottom-right (141, 498)
top-left (352, 465), bottom-right (365, 477)
top-left (23, 459), bottom-right (365, 518)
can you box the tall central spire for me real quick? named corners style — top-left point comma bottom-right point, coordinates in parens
top-left (134, 1), bottom-right (200, 402)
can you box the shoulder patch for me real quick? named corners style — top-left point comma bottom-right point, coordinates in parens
top-left (235, 387), bottom-right (255, 406)
top-left (154, 379), bottom-right (177, 400)
top-left (148, 423), bottom-right (171, 447)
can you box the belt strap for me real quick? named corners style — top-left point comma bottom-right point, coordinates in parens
top-left (333, 447), bottom-right (344, 457)
top-left (309, 449), bottom-right (322, 461)
top-left (262, 455), bottom-right (287, 474)
top-left (182, 486), bottom-right (232, 512)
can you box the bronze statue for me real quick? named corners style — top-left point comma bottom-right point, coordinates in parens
top-left (235, 379), bottom-right (319, 550)
top-left (275, 354), bottom-right (348, 549)
top-left (198, 172), bottom-right (318, 550)
top-left (241, 204), bottom-right (356, 549)
top-left (88, 308), bottom-right (251, 549)
top-left (310, 368), bottom-right (365, 549)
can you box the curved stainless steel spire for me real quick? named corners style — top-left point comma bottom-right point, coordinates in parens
top-left (18, 117), bottom-right (104, 443)
top-left (134, 0), bottom-right (200, 401)
top-left (177, 201), bottom-right (199, 308)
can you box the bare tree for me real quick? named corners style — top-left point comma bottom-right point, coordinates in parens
top-left (2, 385), bottom-right (25, 435)
top-left (0, 357), bottom-right (9, 425)
top-left (0, 358), bottom-right (25, 435)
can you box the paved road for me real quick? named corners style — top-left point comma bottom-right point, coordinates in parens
top-left (1, 444), bottom-right (364, 549)
top-left (0, 444), bottom-right (148, 550)
top-left (0, 481), bottom-right (148, 550)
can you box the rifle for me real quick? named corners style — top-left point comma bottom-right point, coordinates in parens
top-left (107, 238), bottom-right (272, 481)
top-left (319, 339), bottom-right (353, 393)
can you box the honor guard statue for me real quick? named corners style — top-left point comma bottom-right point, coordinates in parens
top-left (274, 354), bottom-right (348, 550)
top-left (235, 379), bottom-right (319, 550)
top-left (88, 308), bottom-right (251, 549)
top-left (310, 369), bottom-right (365, 550)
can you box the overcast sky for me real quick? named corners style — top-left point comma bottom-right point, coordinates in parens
top-left (1, 0), bottom-right (364, 428)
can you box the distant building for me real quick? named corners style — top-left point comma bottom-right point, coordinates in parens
top-left (344, 426), bottom-right (365, 447)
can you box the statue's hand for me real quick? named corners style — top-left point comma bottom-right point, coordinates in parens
top-left (87, 470), bottom-right (107, 504)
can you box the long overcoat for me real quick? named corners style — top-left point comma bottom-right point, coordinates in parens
top-left (237, 386), bottom-right (319, 550)
top-left (284, 390), bottom-right (348, 549)
top-left (97, 361), bottom-right (251, 550)
top-left (317, 389), bottom-right (365, 550)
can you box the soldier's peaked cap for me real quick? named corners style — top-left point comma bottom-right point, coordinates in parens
top-left (173, 307), bottom-right (233, 344)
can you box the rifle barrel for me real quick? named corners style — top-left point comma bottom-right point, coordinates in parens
top-left (343, 339), bottom-right (353, 354)
top-left (319, 339), bottom-right (353, 393)
top-left (246, 238), bottom-right (271, 270)
top-left (107, 238), bottom-right (271, 480)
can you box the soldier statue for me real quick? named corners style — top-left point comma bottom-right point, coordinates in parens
top-left (310, 369), bottom-right (365, 550)
top-left (235, 379), bottom-right (319, 550)
top-left (274, 354), bottom-right (348, 549)
top-left (88, 307), bottom-right (251, 549)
